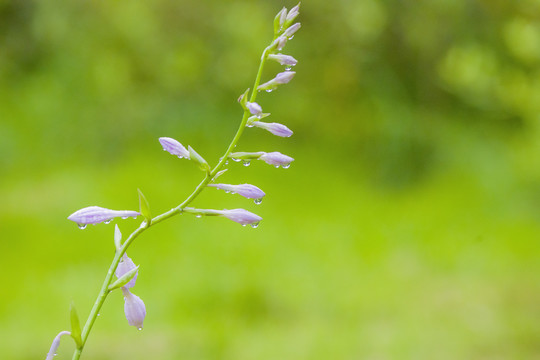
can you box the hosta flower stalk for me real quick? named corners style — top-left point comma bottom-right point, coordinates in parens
top-left (46, 4), bottom-right (302, 360)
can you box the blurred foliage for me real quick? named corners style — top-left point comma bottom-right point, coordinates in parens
top-left (1, 0), bottom-right (540, 359)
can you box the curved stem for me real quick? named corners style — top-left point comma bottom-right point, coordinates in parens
top-left (70, 43), bottom-right (271, 360)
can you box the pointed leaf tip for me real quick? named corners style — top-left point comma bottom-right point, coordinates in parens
top-left (137, 189), bottom-right (151, 225)
top-left (70, 302), bottom-right (82, 348)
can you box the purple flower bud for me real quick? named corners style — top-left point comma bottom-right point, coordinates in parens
top-left (274, 71), bottom-right (296, 84)
top-left (122, 288), bottom-right (146, 329)
top-left (259, 152), bottom-right (294, 167)
top-left (284, 23), bottom-right (301, 38)
top-left (279, 7), bottom-right (287, 27)
top-left (115, 253), bottom-right (138, 289)
top-left (268, 53), bottom-right (298, 66)
top-left (276, 35), bottom-right (288, 50)
top-left (286, 3), bottom-right (300, 23)
top-left (67, 206), bottom-right (140, 227)
top-left (246, 102), bottom-right (263, 116)
top-left (258, 71), bottom-right (296, 91)
top-left (158, 137), bottom-right (190, 159)
top-left (46, 331), bottom-right (71, 360)
top-left (220, 209), bottom-right (262, 226)
top-left (251, 121), bottom-right (293, 137)
top-left (208, 183), bottom-right (266, 199)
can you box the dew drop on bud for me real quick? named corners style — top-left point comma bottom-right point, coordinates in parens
top-left (242, 160), bottom-right (251, 167)
top-left (122, 216), bottom-right (128, 220)
top-left (251, 222), bottom-right (260, 229)
top-left (265, 89), bottom-right (274, 93)
top-left (232, 157), bottom-right (241, 162)
top-left (104, 219), bottom-right (112, 224)
top-left (254, 198), bottom-right (263, 205)
top-left (285, 66), bottom-right (292, 71)
top-left (225, 160), bottom-right (229, 165)
top-left (77, 224), bottom-right (87, 230)
top-left (137, 327), bottom-right (143, 331)
top-left (195, 214), bottom-right (202, 218)
top-left (282, 163), bottom-right (291, 169)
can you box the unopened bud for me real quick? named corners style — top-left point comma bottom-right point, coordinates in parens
top-left (208, 183), bottom-right (266, 199)
top-left (67, 206), bottom-right (140, 227)
top-left (122, 288), bottom-right (146, 329)
top-left (251, 121), bottom-right (293, 137)
top-left (246, 102), bottom-right (263, 116)
top-left (258, 151), bottom-right (294, 168)
top-left (159, 137), bottom-right (190, 159)
top-left (268, 53), bottom-right (298, 67)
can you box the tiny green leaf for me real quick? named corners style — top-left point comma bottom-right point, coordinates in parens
top-left (70, 302), bottom-right (83, 348)
top-left (114, 224), bottom-right (122, 251)
top-left (137, 189), bottom-right (151, 225)
top-left (188, 146), bottom-right (210, 173)
top-left (238, 88), bottom-right (250, 109)
top-left (108, 266), bottom-right (139, 292)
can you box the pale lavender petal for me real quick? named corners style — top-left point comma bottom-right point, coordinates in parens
top-left (278, 7), bottom-right (287, 26)
top-left (274, 71), bottom-right (296, 84)
top-left (46, 331), bottom-right (71, 360)
top-left (115, 253), bottom-right (138, 289)
top-left (252, 121), bottom-right (293, 137)
top-left (122, 288), bottom-right (146, 329)
top-left (159, 137), bottom-right (190, 159)
top-left (259, 152), bottom-right (294, 167)
top-left (246, 102), bottom-right (263, 116)
top-left (67, 206), bottom-right (140, 226)
top-left (220, 209), bottom-right (262, 226)
top-left (284, 23), bottom-right (301, 38)
top-left (286, 3), bottom-right (300, 23)
top-left (268, 53), bottom-right (298, 66)
top-left (208, 183), bottom-right (265, 199)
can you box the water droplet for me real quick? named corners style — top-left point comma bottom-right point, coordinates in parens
top-left (104, 219), bottom-right (112, 224)
top-left (254, 198), bottom-right (263, 205)
top-left (225, 160), bottom-right (229, 165)
top-left (97, 313), bottom-right (101, 317)
top-left (288, 35), bottom-right (295, 40)
top-left (137, 327), bottom-right (143, 331)
top-left (132, 216), bottom-right (137, 219)
top-left (274, 165), bottom-right (280, 168)
top-left (77, 224), bottom-right (87, 230)
top-left (234, 145), bottom-right (237, 148)
top-left (242, 160), bottom-right (251, 167)
top-left (265, 89), bottom-right (274, 93)
top-left (282, 163), bottom-right (291, 169)
top-left (247, 124), bottom-right (254, 128)
top-left (224, 190), bottom-right (231, 194)
top-left (277, 46), bottom-right (284, 51)
top-left (195, 214), bottom-right (202, 218)
top-left (285, 66), bottom-right (292, 71)
top-left (231, 157), bottom-right (241, 162)
top-left (250, 222), bottom-right (260, 228)
top-left (121, 216), bottom-right (128, 220)
top-left (242, 224), bottom-right (247, 227)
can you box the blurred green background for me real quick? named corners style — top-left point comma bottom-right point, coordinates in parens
top-left (2, 0), bottom-right (540, 359)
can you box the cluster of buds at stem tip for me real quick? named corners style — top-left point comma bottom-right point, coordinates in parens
top-left (67, 206), bottom-right (140, 229)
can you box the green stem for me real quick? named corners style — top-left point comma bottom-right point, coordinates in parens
top-left (71, 43), bottom-right (271, 360)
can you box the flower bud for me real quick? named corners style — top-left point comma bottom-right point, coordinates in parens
top-left (259, 152), bottom-right (294, 167)
top-left (246, 102), bottom-right (263, 116)
top-left (46, 331), bottom-right (71, 360)
top-left (283, 23), bottom-right (301, 38)
top-left (268, 53), bottom-right (298, 67)
top-left (67, 206), bottom-right (140, 227)
top-left (257, 71), bottom-right (296, 92)
top-left (122, 288), bottom-right (146, 329)
top-left (159, 137), bottom-right (190, 159)
top-left (115, 253), bottom-right (138, 289)
top-left (285, 3), bottom-right (300, 26)
top-left (208, 183), bottom-right (266, 199)
top-left (220, 209), bottom-right (262, 226)
top-left (273, 7), bottom-right (287, 34)
top-left (251, 121), bottom-right (293, 137)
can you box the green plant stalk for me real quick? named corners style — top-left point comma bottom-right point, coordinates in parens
top-left (71, 43), bottom-right (273, 360)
